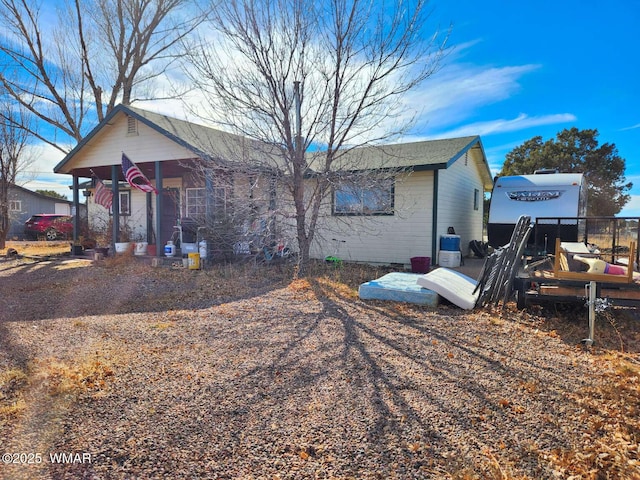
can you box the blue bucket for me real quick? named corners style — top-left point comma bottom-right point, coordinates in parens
top-left (440, 234), bottom-right (460, 251)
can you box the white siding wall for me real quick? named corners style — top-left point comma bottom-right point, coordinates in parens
top-left (65, 114), bottom-right (195, 170)
top-left (88, 178), bottom-right (183, 242)
top-left (310, 171), bottom-right (434, 265)
top-left (435, 151), bottom-right (485, 260)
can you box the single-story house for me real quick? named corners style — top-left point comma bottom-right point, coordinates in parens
top-left (54, 104), bottom-right (493, 266)
top-left (4, 184), bottom-right (82, 240)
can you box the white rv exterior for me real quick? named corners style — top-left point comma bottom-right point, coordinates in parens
top-left (488, 172), bottom-right (587, 248)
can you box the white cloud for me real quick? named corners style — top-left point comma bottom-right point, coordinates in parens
top-left (401, 62), bottom-right (543, 130)
top-left (621, 123), bottom-right (640, 131)
top-left (619, 195), bottom-right (640, 217)
top-left (434, 112), bottom-right (577, 138)
top-left (15, 142), bottom-right (73, 200)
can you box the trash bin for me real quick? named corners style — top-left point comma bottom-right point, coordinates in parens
top-left (188, 252), bottom-right (200, 270)
top-left (410, 256), bottom-right (431, 273)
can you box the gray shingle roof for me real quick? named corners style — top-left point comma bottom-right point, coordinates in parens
top-left (308, 136), bottom-right (482, 171)
top-left (55, 105), bottom-right (492, 188)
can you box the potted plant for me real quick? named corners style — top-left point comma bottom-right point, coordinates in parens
top-left (146, 228), bottom-right (157, 256)
top-left (114, 218), bottom-right (134, 254)
top-left (133, 233), bottom-right (148, 256)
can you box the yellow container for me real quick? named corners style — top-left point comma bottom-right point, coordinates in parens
top-left (188, 252), bottom-right (200, 270)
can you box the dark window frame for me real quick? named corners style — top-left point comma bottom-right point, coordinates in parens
top-left (110, 190), bottom-right (131, 216)
top-left (332, 177), bottom-right (395, 216)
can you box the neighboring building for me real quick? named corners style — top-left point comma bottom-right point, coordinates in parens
top-left (4, 184), bottom-right (80, 240)
top-left (54, 104), bottom-right (493, 266)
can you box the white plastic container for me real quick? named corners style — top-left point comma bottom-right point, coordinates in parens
top-left (439, 250), bottom-right (461, 268)
top-left (115, 242), bottom-right (131, 254)
top-left (181, 242), bottom-right (197, 255)
top-left (199, 240), bottom-right (207, 259)
top-left (164, 241), bottom-right (176, 257)
top-left (134, 242), bottom-right (148, 256)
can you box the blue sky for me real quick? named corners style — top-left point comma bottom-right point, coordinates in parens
top-left (22, 0), bottom-right (640, 215)
top-left (423, 0), bottom-right (639, 214)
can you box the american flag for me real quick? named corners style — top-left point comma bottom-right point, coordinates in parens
top-left (93, 177), bottom-right (113, 210)
top-left (121, 153), bottom-right (158, 194)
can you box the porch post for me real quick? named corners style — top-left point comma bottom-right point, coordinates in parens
top-left (72, 175), bottom-right (80, 243)
top-left (111, 164), bottom-right (120, 246)
top-left (146, 192), bottom-right (153, 244)
top-left (155, 161), bottom-right (163, 257)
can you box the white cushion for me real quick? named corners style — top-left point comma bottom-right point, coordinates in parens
top-left (416, 268), bottom-right (479, 310)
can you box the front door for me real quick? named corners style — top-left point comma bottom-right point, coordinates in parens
top-left (161, 188), bottom-right (180, 245)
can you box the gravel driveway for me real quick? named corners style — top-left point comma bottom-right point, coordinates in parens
top-left (0, 256), bottom-right (638, 479)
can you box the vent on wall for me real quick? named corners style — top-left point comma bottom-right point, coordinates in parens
top-left (127, 115), bottom-right (138, 136)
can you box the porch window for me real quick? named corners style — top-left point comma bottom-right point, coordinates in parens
top-left (9, 200), bottom-right (21, 212)
top-left (212, 186), bottom-right (228, 214)
top-left (333, 178), bottom-right (394, 215)
top-left (110, 190), bottom-right (131, 216)
top-left (186, 188), bottom-right (207, 217)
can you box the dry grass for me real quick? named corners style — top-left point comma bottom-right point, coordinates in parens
top-left (3, 240), bottom-right (71, 257)
top-left (0, 368), bottom-right (28, 419)
top-left (31, 357), bottom-right (116, 397)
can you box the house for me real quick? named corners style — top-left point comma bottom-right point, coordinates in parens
top-left (308, 138), bottom-right (493, 265)
top-left (54, 104), bottom-right (493, 266)
top-left (4, 184), bottom-right (80, 240)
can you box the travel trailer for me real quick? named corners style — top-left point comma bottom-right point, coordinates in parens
top-left (488, 171), bottom-right (587, 251)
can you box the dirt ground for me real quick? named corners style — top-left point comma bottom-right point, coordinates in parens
top-left (1, 241), bottom-right (639, 479)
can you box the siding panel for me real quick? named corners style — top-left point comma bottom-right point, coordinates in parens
top-left (310, 171), bottom-right (434, 265)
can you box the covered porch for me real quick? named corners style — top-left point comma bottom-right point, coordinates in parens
top-left (67, 158), bottom-right (206, 257)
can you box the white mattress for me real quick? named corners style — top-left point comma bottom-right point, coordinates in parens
top-left (416, 268), bottom-right (479, 310)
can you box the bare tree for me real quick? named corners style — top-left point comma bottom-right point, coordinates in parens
top-left (0, 0), bottom-right (205, 152)
top-left (0, 98), bottom-right (36, 249)
top-left (184, 0), bottom-right (448, 274)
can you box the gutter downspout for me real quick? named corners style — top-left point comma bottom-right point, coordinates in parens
top-left (431, 170), bottom-right (439, 263)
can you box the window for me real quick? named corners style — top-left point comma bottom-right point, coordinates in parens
top-left (110, 190), bottom-right (131, 216)
top-left (474, 188), bottom-right (480, 211)
top-left (9, 200), bottom-right (21, 212)
top-left (211, 186), bottom-right (228, 216)
top-left (333, 178), bottom-right (394, 215)
top-left (186, 188), bottom-right (207, 217)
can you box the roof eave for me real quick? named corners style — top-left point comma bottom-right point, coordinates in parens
top-left (53, 104), bottom-right (208, 175)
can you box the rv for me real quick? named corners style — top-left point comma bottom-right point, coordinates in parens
top-left (488, 172), bottom-right (587, 251)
